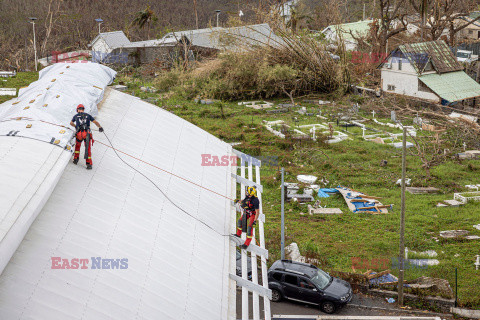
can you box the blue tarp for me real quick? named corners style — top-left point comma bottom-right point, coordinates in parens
top-left (317, 188), bottom-right (339, 197)
top-left (344, 192), bottom-right (388, 213)
top-left (369, 273), bottom-right (398, 286)
top-left (318, 190), bottom-right (330, 198)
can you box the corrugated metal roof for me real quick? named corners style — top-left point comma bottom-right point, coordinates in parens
top-left (0, 88), bottom-right (236, 319)
top-left (119, 38), bottom-right (177, 48)
top-left (220, 24), bottom-right (285, 49)
top-left (163, 27), bottom-right (223, 49)
top-left (162, 24), bottom-right (283, 50)
top-left (399, 40), bottom-right (463, 74)
top-left (420, 71), bottom-right (480, 102)
top-left (90, 31), bottom-right (131, 49)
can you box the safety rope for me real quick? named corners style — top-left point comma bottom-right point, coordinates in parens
top-left (95, 137), bottom-right (234, 201)
top-left (100, 131), bottom-right (231, 237)
top-left (1, 116), bottom-right (251, 238)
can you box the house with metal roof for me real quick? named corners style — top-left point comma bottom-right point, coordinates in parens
top-left (457, 11), bottom-right (480, 40)
top-left (379, 40), bottom-right (480, 104)
top-left (322, 20), bottom-right (373, 51)
top-left (88, 31), bottom-right (131, 54)
top-left (161, 23), bottom-right (283, 50)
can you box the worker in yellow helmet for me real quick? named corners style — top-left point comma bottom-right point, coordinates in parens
top-left (234, 186), bottom-right (260, 249)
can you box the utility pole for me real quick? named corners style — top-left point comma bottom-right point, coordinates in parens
top-left (215, 10), bottom-right (221, 28)
top-left (281, 167), bottom-right (285, 260)
top-left (398, 126), bottom-right (407, 306)
top-left (95, 18), bottom-right (103, 34)
top-left (28, 17), bottom-right (38, 71)
top-left (363, 3), bottom-right (366, 20)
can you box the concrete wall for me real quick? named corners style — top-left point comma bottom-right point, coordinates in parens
top-left (381, 56), bottom-right (440, 102)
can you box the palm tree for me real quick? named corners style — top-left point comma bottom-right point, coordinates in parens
top-left (130, 6), bottom-right (156, 39)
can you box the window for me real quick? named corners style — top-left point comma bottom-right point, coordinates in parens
top-left (387, 84), bottom-right (395, 91)
top-left (272, 272), bottom-right (283, 282)
top-left (310, 269), bottom-right (332, 290)
top-left (418, 79), bottom-right (430, 92)
top-left (284, 275), bottom-right (298, 286)
top-left (469, 29), bottom-right (473, 34)
top-left (299, 279), bottom-right (315, 289)
top-left (398, 59), bottom-right (402, 70)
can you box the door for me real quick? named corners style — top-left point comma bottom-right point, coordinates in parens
top-left (299, 278), bottom-right (323, 304)
top-left (282, 274), bottom-right (301, 300)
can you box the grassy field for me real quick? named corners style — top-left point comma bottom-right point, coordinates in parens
top-left (3, 72), bottom-right (480, 309)
top-left (116, 75), bottom-right (480, 309)
top-left (0, 72), bottom-right (38, 104)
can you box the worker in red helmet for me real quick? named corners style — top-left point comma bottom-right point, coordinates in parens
top-left (234, 186), bottom-right (260, 249)
top-left (70, 104), bottom-right (103, 170)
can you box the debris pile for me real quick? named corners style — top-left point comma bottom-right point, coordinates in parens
top-left (337, 187), bottom-right (392, 214)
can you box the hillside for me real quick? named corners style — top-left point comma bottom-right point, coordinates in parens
top-left (0, 0), bottom-right (260, 69)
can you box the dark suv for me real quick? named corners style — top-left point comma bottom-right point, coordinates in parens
top-left (268, 260), bottom-right (352, 314)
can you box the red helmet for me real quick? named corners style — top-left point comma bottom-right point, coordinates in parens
top-left (76, 104), bottom-right (85, 111)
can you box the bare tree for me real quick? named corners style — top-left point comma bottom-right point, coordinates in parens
top-left (409, 0), bottom-right (480, 45)
top-left (371, 0), bottom-right (408, 53)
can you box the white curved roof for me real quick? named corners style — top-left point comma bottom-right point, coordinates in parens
top-left (0, 88), bottom-right (236, 319)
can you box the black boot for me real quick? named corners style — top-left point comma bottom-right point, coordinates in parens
top-left (240, 244), bottom-right (249, 250)
top-left (73, 158), bottom-right (79, 165)
top-left (86, 164), bottom-right (92, 170)
top-left (232, 233), bottom-right (240, 238)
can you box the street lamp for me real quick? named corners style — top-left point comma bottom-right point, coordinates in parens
top-left (95, 18), bottom-right (103, 34)
top-left (28, 17), bottom-right (38, 71)
top-left (215, 10), bottom-right (221, 28)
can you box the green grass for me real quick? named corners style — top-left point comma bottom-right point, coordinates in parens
top-left (0, 72), bottom-right (39, 104)
top-left (130, 87), bottom-right (480, 309)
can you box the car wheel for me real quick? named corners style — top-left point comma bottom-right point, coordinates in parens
top-left (271, 289), bottom-right (282, 302)
top-left (321, 301), bottom-right (336, 314)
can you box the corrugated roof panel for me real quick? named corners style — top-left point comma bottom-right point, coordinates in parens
top-left (420, 71), bottom-right (480, 102)
top-left (101, 31), bottom-right (131, 49)
top-left (400, 40), bottom-right (463, 74)
top-left (329, 20), bottom-right (373, 41)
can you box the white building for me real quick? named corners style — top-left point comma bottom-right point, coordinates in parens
top-left (88, 31), bottom-right (131, 54)
top-left (322, 20), bottom-right (373, 51)
top-left (379, 40), bottom-right (480, 104)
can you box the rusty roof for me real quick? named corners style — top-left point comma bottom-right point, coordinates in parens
top-left (399, 40), bottom-right (463, 74)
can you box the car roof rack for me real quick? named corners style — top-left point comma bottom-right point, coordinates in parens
top-left (280, 259), bottom-right (318, 270)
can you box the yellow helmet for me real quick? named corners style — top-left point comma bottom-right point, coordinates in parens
top-left (246, 186), bottom-right (257, 197)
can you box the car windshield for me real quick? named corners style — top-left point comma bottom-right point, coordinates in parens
top-left (457, 52), bottom-right (470, 59)
top-left (310, 269), bottom-right (332, 290)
